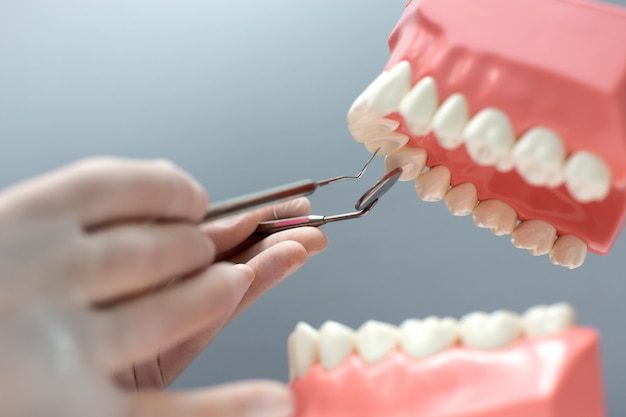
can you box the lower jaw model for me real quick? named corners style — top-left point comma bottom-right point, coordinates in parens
top-left (286, 0), bottom-right (623, 415)
top-left (287, 303), bottom-right (605, 417)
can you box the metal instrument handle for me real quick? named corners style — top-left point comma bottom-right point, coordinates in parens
top-left (253, 215), bottom-right (326, 235)
top-left (202, 180), bottom-right (317, 222)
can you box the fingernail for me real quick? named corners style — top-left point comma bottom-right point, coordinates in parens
top-left (248, 384), bottom-right (294, 417)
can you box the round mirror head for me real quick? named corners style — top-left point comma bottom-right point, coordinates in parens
top-left (354, 167), bottom-right (402, 211)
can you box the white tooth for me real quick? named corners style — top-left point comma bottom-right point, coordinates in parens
top-left (318, 321), bottom-right (355, 371)
top-left (512, 127), bottom-right (566, 187)
top-left (288, 322), bottom-right (319, 379)
top-left (385, 147), bottom-right (428, 181)
top-left (549, 235), bottom-right (587, 269)
top-left (523, 303), bottom-right (576, 337)
top-left (472, 199), bottom-right (517, 236)
top-left (399, 76), bottom-right (439, 136)
top-left (355, 320), bottom-right (399, 365)
top-left (510, 220), bottom-right (557, 256)
top-left (364, 132), bottom-right (409, 155)
top-left (432, 93), bottom-right (469, 150)
top-left (463, 108), bottom-right (516, 172)
top-left (414, 165), bottom-right (451, 202)
top-left (348, 72), bottom-right (391, 123)
top-left (400, 317), bottom-right (458, 358)
top-left (444, 182), bottom-right (478, 216)
top-left (564, 151), bottom-right (611, 203)
top-left (349, 118), bottom-right (400, 143)
top-left (460, 310), bottom-right (522, 350)
top-left (366, 61), bottom-right (412, 115)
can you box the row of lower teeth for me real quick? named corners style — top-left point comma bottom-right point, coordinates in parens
top-left (288, 303), bottom-right (575, 378)
top-left (382, 152), bottom-right (587, 269)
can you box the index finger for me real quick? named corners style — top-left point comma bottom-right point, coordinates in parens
top-left (0, 158), bottom-right (208, 227)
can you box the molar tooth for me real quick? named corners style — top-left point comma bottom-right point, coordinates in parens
top-left (432, 93), bottom-right (469, 150)
top-left (444, 182), bottom-right (478, 216)
top-left (288, 322), bottom-right (319, 379)
top-left (355, 320), bottom-right (399, 365)
top-left (318, 321), bottom-right (355, 371)
top-left (512, 127), bottom-right (566, 187)
top-left (472, 199), bottom-right (517, 236)
top-left (399, 76), bottom-right (439, 136)
top-left (523, 303), bottom-right (576, 337)
top-left (400, 317), bottom-right (458, 358)
top-left (364, 132), bottom-right (409, 155)
top-left (549, 235), bottom-right (587, 269)
top-left (366, 61), bottom-right (412, 115)
top-left (463, 108), bottom-right (516, 172)
top-left (564, 151), bottom-right (611, 203)
top-left (385, 147), bottom-right (427, 181)
top-left (460, 310), bottom-right (522, 350)
top-left (510, 220), bottom-right (557, 256)
top-left (414, 166), bottom-right (451, 202)
top-left (349, 118), bottom-right (400, 143)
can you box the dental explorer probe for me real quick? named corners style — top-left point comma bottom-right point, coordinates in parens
top-left (202, 149), bottom-right (381, 222)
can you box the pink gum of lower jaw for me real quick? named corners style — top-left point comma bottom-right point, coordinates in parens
top-left (380, 0), bottom-right (626, 255)
top-left (290, 328), bottom-right (605, 417)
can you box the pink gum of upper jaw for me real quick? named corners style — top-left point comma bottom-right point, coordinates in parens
top-left (290, 328), bottom-right (605, 417)
top-left (382, 0), bottom-right (626, 255)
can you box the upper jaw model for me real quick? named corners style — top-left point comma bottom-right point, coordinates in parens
top-left (347, 0), bottom-right (626, 268)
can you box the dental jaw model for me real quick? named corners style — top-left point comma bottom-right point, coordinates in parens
top-left (288, 304), bottom-right (605, 417)
top-left (348, 0), bottom-right (626, 268)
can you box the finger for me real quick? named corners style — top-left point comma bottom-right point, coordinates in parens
top-left (201, 197), bottom-right (311, 254)
top-left (95, 263), bottom-right (253, 371)
top-left (81, 223), bottom-right (215, 303)
top-left (227, 227), bottom-right (328, 265)
top-left (0, 158), bottom-right (208, 227)
top-left (235, 240), bottom-right (309, 317)
top-left (131, 381), bottom-right (293, 417)
top-left (157, 234), bottom-right (325, 381)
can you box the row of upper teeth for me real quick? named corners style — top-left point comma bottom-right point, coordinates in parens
top-left (347, 60), bottom-right (612, 203)
top-left (288, 303), bottom-right (575, 379)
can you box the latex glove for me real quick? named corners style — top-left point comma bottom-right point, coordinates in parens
top-left (0, 158), bottom-right (326, 417)
top-left (116, 196), bottom-right (328, 389)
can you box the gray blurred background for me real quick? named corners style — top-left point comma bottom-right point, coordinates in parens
top-left (1, 0), bottom-right (625, 415)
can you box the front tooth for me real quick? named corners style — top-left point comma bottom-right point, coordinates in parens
top-left (349, 118), bottom-right (400, 143)
top-left (414, 165), bottom-right (451, 202)
top-left (463, 108), bottom-right (516, 172)
top-left (510, 220), bottom-right (557, 256)
top-left (318, 321), bottom-right (355, 371)
top-left (460, 310), bottom-right (522, 350)
top-left (385, 147), bottom-right (428, 181)
top-left (564, 151), bottom-right (611, 203)
top-left (472, 199), bottom-right (517, 236)
top-left (444, 182), bottom-right (478, 216)
top-left (549, 235), bottom-right (587, 269)
top-left (288, 322), bottom-right (319, 379)
top-left (366, 61), bottom-right (412, 115)
top-left (364, 132), bottom-right (409, 155)
top-left (523, 303), bottom-right (576, 337)
top-left (355, 321), bottom-right (399, 365)
top-left (399, 76), bottom-right (439, 136)
top-left (400, 317), bottom-right (458, 358)
top-left (432, 93), bottom-right (469, 150)
top-left (512, 127), bottom-right (566, 187)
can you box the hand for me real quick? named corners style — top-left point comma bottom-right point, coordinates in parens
top-left (116, 196), bottom-right (328, 390)
top-left (0, 157), bottom-right (326, 417)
